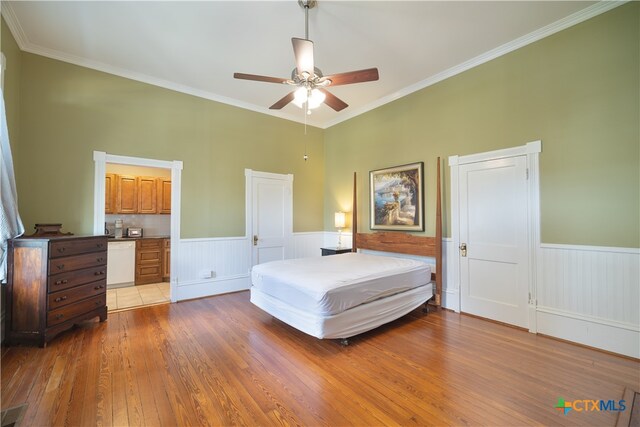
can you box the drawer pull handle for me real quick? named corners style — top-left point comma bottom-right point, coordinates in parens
top-left (97, 258), bottom-right (104, 263)
top-left (54, 279), bottom-right (68, 286)
top-left (57, 247), bottom-right (66, 253)
top-left (54, 296), bottom-right (68, 302)
top-left (57, 264), bottom-right (65, 270)
top-left (95, 301), bottom-right (101, 306)
top-left (97, 243), bottom-right (104, 248)
top-left (94, 285), bottom-right (105, 290)
top-left (94, 271), bottom-right (105, 276)
top-left (55, 314), bottom-right (64, 320)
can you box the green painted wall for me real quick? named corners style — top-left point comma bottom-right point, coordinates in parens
top-left (9, 52), bottom-right (324, 238)
top-left (3, 4), bottom-right (639, 247)
top-left (324, 3), bottom-right (639, 248)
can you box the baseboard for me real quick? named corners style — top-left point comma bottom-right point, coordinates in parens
top-left (536, 307), bottom-right (639, 358)
top-left (173, 274), bottom-right (250, 302)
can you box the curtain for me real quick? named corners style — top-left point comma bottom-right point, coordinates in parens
top-left (0, 87), bottom-right (24, 282)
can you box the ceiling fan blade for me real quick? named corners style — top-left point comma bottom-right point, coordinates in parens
top-left (269, 91), bottom-right (296, 110)
top-left (292, 37), bottom-right (314, 76)
top-left (324, 68), bottom-right (379, 86)
top-left (233, 73), bottom-right (289, 84)
top-left (319, 89), bottom-right (348, 112)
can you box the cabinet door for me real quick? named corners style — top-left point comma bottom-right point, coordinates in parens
top-left (162, 239), bottom-right (170, 281)
top-left (135, 239), bottom-right (162, 285)
top-left (138, 176), bottom-right (158, 214)
top-left (105, 173), bottom-right (116, 214)
top-left (117, 175), bottom-right (138, 214)
top-left (157, 178), bottom-right (171, 214)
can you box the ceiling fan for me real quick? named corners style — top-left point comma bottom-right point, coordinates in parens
top-left (233, 0), bottom-right (379, 113)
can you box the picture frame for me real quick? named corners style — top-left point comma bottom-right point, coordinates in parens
top-left (370, 162), bottom-right (424, 231)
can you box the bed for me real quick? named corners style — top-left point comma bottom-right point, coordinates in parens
top-left (250, 158), bottom-right (443, 343)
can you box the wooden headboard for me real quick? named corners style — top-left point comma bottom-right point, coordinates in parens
top-left (351, 157), bottom-right (443, 307)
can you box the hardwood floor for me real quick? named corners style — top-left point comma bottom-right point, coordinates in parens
top-left (2, 291), bottom-right (638, 426)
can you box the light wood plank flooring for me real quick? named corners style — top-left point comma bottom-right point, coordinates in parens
top-left (2, 291), bottom-right (638, 426)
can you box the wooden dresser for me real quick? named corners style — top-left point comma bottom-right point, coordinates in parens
top-left (6, 235), bottom-right (108, 347)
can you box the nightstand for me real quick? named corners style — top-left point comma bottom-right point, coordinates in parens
top-left (321, 247), bottom-right (352, 256)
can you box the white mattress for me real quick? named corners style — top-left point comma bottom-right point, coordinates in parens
top-left (250, 252), bottom-right (431, 316)
top-left (251, 283), bottom-right (433, 339)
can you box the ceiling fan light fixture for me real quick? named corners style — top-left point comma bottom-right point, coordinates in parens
top-left (292, 87), bottom-right (325, 110)
top-left (292, 87), bottom-right (308, 107)
top-left (308, 89), bottom-right (326, 109)
top-left (233, 0), bottom-right (379, 113)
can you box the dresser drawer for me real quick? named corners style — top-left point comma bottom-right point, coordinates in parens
top-left (49, 251), bottom-right (107, 275)
top-left (48, 281), bottom-right (106, 310)
top-left (50, 238), bottom-right (107, 258)
top-left (48, 265), bottom-right (107, 293)
top-left (47, 293), bottom-right (106, 327)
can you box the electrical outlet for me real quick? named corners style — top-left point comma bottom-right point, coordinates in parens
top-left (199, 270), bottom-right (214, 279)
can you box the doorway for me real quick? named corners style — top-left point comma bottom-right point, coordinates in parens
top-left (450, 141), bottom-right (541, 331)
top-left (93, 151), bottom-right (183, 309)
top-left (245, 169), bottom-right (293, 267)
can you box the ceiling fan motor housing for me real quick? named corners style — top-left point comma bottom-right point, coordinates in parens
top-left (298, 0), bottom-right (317, 10)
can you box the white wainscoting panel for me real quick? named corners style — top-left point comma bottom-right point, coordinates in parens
top-left (293, 232), bottom-right (326, 258)
top-left (174, 233), bottom-right (340, 301)
top-left (537, 244), bottom-right (639, 358)
top-left (175, 237), bottom-right (251, 301)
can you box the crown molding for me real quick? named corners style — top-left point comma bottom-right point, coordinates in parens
top-left (1, 2), bottom-right (29, 50)
top-left (16, 42), bottom-right (325, 128)
top-left (322, 0), bottom-right (628, 129)
top-left (1, 1), bottom-right (627, 130)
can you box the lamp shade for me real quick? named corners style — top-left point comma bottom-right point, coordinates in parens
top-left (334, 211), bottom-right (346, 229)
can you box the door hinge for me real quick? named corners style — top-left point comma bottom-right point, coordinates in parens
top-left (526, 168), bottom-right (529, 180)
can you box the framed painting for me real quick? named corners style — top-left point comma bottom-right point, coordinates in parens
top-left (370, 162), bottom-right (424, 231)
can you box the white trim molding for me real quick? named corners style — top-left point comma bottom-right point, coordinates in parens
top-left (322, 3), bottom-right (626, 128)
top-left (93, 151), bottom-right (183, 302)
top-left (2, 2), bottom-right (625, 129)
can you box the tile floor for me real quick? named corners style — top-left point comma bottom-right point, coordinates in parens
top-left (107, 282), bottom-right (170, 311)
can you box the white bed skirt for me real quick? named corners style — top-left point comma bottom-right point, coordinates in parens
top-left (250, 283), bottom-right (433, 339)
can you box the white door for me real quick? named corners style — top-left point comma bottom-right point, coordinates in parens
top-left (459, 156), bottom-right (529, 328)
top-left (251, 173), bottom-right (293, 266)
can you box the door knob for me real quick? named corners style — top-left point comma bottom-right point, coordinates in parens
top-left (460, 243), bottom-right (467, 257)
top-left (253, 235), bottom-right (258, 246)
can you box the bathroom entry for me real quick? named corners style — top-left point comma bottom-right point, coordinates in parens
top-left (104, 163), bottom-right (172, 311)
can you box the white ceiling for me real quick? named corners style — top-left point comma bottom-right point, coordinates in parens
top-left (3, 1), bottom-right (611, 128)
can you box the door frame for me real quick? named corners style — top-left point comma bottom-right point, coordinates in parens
top-left (93, 151), bottom-right (183, 302)
top-left (245, 169), bottom-right (294, 267)
top-left (448, 140), bottom-right (541, 332)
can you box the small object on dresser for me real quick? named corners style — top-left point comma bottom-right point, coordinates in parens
top-left (29, 223), bottom-right (73, 237)
top-left (321, 247), bottom-right (353, 256)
